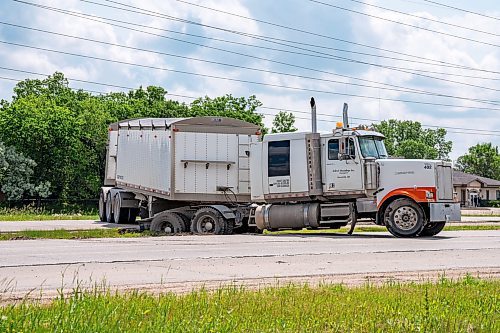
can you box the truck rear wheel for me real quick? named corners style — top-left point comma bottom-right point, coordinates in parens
top-left (113, 193), bottom-right (130, 224)
top-left (150, 212), bottom-right (185, 234)
top-left (191, 207), bottom-right (233, 235)
top-left (384, 198), bottom-right (424, 238)
top-left (98, 191), bottom-right (106, 222)
top-left (420, 222), bottom-right (446, 237)
top-left (105, 192), bottom-right (114, 223)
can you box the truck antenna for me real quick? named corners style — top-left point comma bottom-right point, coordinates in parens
top-left (310, 97), bottom-right (317, 133)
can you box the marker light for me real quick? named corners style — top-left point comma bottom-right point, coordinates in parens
top-left (336, 122), bottom-right (343, 128)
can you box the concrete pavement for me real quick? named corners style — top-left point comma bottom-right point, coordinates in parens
top-left (0, 230), bottom-right (498, 300)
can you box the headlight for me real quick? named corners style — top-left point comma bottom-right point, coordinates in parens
top-left (425, 190), bottom-right (434, 199)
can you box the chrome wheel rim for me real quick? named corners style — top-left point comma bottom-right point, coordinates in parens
top-left (393, 206), bottom-right (418, 230)
top-left (198, 216), bottom-right (216, 233)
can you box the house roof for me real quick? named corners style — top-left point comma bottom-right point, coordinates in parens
top-left (453, 170), bottom-right (500, 187)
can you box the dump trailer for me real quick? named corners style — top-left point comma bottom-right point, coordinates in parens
top-left (100, 113), bottom-right (460, 237)
top-left (99, 117), bottom-right (260, 234)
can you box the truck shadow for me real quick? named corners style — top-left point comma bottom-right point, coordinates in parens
top-left (265, 233), bottom-right (454, 240)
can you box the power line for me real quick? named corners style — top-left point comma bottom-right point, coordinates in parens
top-left (3, 39), bottom-right (500, 112)
top-left (420, 0), bottom-right (500, 21)
top-left (15, 0), bottom-right (480, 73)
top-left (1, 68), bottom-right (500, 137)
top-left (3, 21), bottom-right (499, 108)
top-left (13, 0), bottom-right (500, 87)
top-left (308, 0), bottom-right (500, 48)
top-left (67, 0), bottom-right (500, 90)
top-left (344, 0), bottom-right (500, 37)
top-left (90, 0), bottom-right (497, 71)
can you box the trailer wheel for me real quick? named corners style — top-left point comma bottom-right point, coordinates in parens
top-left (113, 193), bottom-right (130, 224)
top-left (150, 212), bottom-right (184, 234)
top-left (173, 212), bottom-right (191, 232)
top-left (384, 198), bottom-right (424, 238)
top-left (420, 222), bottom-right (446, 237)
top-left (105, 191), bottom-right (114, 223)
top-left (98, 191), bottom-right (107, 222)
top-left (191, 207), bottom-right (232, 235)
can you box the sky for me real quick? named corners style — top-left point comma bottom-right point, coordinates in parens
top-left (0, 0), bottom-right (499, 161)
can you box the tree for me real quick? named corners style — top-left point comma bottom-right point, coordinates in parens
top-left (271, 111), bottom-right (297, 133)
top-left (373, 119), bottom-right (452, 160)
top-left (0, 73), bottom-right (267, 200)
top-left (189, 94), bottom-right (265, 129)
top-left (456, 143), bottom-right (500, 180)
top-left (0, 142), bottom-right (50, 200)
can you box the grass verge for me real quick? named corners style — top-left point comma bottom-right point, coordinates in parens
top-left (0, 229), bottom-right (150, 241)
top-left (0, 224), bottom-right (498, 241)
top-left (0, 276), bottom-right (498, 332)
top-left (0, 206), bottom-right (98, 221)
top-left (266, 224), bottom-right (500, 235)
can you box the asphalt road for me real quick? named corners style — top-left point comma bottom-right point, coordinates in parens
top-left (0, 230), bottom-right (498, 300)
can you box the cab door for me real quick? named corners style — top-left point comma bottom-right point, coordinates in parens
top-left (267, 140), bottom-right (291, 194)
top-left (323, 137), bottom-right (363, 192)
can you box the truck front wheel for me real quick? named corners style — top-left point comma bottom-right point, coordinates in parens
top-left (420, 222), bottom-right (446, 237)
top-left (384, 198), bottom-right (424, 238)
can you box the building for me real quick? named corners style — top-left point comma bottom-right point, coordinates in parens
top-left (453, 170), bottom-right (500, 207)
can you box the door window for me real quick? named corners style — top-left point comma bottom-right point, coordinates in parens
top-left (328, 139), bottom-right (339, 160)
top-left (268, 140), bottom-right (290, 177)
top-left (347, 138), bottom-right (356, 158)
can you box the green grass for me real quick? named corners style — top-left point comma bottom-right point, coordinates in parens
top-left (0, 224), bottom-right (498, 241)
top-left (266, 224), bottom-right (500, 235)
top-left (462, 214), bottom-right (500, 217)
top-left (0, 229), bottom-right (151, 241)
top-left (0, 276), bottom-right (498, 332)
top-left (0, 206), bottom-right (98, 221)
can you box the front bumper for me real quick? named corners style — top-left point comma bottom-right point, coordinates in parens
top-left (429, 202), bottom-right (461, 222)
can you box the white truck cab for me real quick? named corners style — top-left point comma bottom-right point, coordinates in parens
top-left (250, 124), bottom-right (460, 237)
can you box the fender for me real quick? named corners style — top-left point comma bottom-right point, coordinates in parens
top-left (378, 187), bottom-right (436, 208)
top-left (208, 205), bottom-right (236, 220)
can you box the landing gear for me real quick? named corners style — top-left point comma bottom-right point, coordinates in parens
top-left (384, 198), bottom-right (424, 238)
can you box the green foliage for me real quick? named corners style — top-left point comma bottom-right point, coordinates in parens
top-left (0, 73), bottom-right (265, 200)
top-left (1, 278), bottom-right (498, 332)
top-left (373, 119), bottom-right (452, 160)
top-left (456, 143), bottom-right (500, 180)
top-left (189, 94), bottom-right (265, 129)
top-left (0, 142), bottom-right (50, 200)
top-left (271, 111), bottom-right (297, 133)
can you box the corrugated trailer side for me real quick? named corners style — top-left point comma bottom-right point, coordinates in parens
top-left (99, 117), bottom-right (261, 234)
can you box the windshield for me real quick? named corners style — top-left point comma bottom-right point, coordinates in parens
top-left (358, 136), bottom-right (388, 159)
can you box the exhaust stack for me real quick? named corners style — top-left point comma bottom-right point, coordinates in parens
top-left (342, 103), bottom-right (349, 129)
top-left (310, 97), bottom-right (317, 133)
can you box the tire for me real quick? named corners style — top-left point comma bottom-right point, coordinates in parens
top-left (113, 193), bottom-right (130, 224)
top-left (105, 191), bottom-right (114, 223)
top-left (384, 198), bottom-right (425, 238)
top-left (420, 222), bottom-right (446, 237)
top-left (98, 191), bottom-right (107, 222)
top-left (150, 212), bottom-right (185, 234)
top-left (173, 212), bottom-right (191, 232)
top-left (191, 207), bottom-right (233, 235)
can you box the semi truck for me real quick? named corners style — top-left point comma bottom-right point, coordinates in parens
top-left (98, 106), bottom-right (460, 237)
